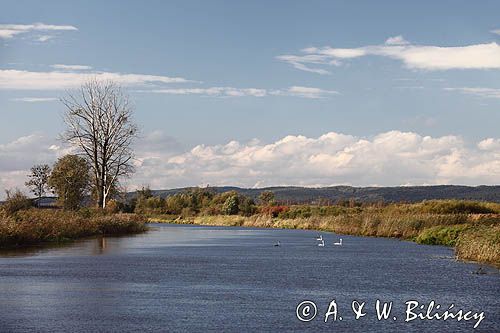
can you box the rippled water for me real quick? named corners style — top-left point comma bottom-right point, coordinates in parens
top-left (0, 224), bottom-right (498, 332)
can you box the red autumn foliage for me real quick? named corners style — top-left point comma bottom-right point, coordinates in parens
top-left (259, 205), bottom-right (290, 217)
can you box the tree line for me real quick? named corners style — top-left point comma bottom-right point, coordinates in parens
top-left (133, 187), bottom-right (277, 217)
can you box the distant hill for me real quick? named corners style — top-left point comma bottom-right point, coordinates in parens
top-left (135, 185), bottom-right (500, 203)
top-left (4, 185), bottom-right (498, 206)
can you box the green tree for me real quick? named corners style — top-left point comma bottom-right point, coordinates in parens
top-left (25, 164), bottom-right (51, 204)
top-left (258, 191), bottom-right (275, 206)
top-left (222, 194), bottom-right (239, 215)
top-left (48, 155), bottom-right (90, 210)
top-left (136, 186), bottom-right (153, 200)
top-left (238, 196), bottom-right (256, 216)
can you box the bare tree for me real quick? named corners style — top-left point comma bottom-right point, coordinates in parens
top-left (61, 79), bottom-right (138, 208)
top-left (25, 164), bottom-right (51, 204)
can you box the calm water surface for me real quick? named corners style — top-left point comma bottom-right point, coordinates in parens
top-left (0, 224), bottom-right (498, 332)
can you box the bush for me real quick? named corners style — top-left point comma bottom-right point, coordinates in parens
top-left (135, 196), bottom-right (165, 214)
top-left (416, 224), bottom-right (470, 246)
top-left (104, 199), bottom-right (120, 214)
top-left (1, 189), bottom-right (33, 216)
top-left (417, 200), bottom-right (498, 214)
top-left (260, 205), bottom-right (289, 218)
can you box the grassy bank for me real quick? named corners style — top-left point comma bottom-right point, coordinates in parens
top-left (150, 200), bottom-right (500, 267)
top-left (0, 209), bottom-right (147, 248)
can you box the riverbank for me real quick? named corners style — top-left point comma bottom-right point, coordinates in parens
top-left (0, 209), bottom-right (147, 248)
top-left (149, 205), bottom-right (500, 267)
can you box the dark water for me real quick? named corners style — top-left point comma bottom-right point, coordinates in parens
top-left (0, 224), bottom-right (498, 333)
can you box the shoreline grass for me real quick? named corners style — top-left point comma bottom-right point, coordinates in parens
top-left (149, 205), bottom-right (500, 267)
top-left (0, 209), bottom-right (147, 249)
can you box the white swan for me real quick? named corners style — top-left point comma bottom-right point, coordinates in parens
top-left (274, 241), bottom-right (281, 247)
top-left (316, 235), bottom-right (323, 241)
top-left (333, 238), bottom-right (342, 246)
top-left (318, 240), bottom-right (325, 247)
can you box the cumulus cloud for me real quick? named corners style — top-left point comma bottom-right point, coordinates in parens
top-left (477, 138), bottom-right (500, 151)
top-left (0, 133), bottom-right (72, 195)
top-left (444, 87), bottom-right (500, 99)
top-left (130, 131), bottom-right (500, 190)
top-left (0, 23), bottom-right (77, 39)
top-left (0, 69), bottom-right (192, 90)
top-left (149, 86), bottom-right (338, 99)
top-left (385, 35), bottom-right (410, 45)
top-left (3, 130), bottom-right (498, 199)
top-left (278, 37), bottom-right (500, 73)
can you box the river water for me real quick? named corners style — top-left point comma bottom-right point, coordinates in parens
top-left (0, 224), bottom-right (498, 332)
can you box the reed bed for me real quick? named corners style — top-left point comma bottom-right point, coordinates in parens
top-left (456, 225), bottom-right (500, 266)
top-left (0, 209), bottom-right (147, 248)
top-left (156, 202), bottom-right (500, 266)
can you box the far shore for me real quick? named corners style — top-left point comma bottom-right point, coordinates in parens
top-left (147, 210), bottom-right (500, 268)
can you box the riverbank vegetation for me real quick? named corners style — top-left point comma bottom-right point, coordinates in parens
top-left (0, 79), bottom-right (146, 249)
top-left (0, 190), bottom-right (146, 249)
top-left (0, 208), bottom-right (146, 249)
top-left (140, 188), bottom-right (500, 266)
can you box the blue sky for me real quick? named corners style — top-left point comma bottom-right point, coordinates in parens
top-left (1, 0), bottom-right (499, 193)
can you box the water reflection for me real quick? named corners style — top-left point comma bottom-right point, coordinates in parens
top-left (0, 224), bottom-right (498, 332)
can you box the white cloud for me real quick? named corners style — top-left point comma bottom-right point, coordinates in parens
top-left (11, 97), bottom-right (58, 102)
top-left (149, 86), bottom-right (338, 99)
top-left (0, 133), bottom-right (74, 197)
top-left (385, 35), bottom-right (410, 45)
top-left (130, 130), bottom-right (500, 190)
top-left (36, 35), bottom-right (53, 42)
top-left (444, 87), bottom-right (500, 99)
top-left (0, 23), bottom-right (77, 39)
top-left (2, 130), bottom-right (499, 198)
top-left (275, 54), bottom-right (337, 75)
top-left (151, 87), bottom-right (267, 97)
top-left (278, 37), bottom-right (500, 73)
top-left (50, 64), bottom-right (92, 70)
top-left (271, 86), bottom-right (339, 98)
top-left (491, 29), bottom-right (500, 36)
top-left (0, 69), bottom-right (192, 90)
top-left (478, 138), bottom-right (500, 151)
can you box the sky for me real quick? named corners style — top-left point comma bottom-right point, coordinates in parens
top-left (1, 0), bottom-right (499, 197)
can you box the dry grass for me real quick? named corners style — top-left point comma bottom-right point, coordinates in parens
top-left (0, 209), bottom-right (147, 248)
top-left (154, 204), bottom-right (500, 266)
top-left (456, 225), bottom-right (500, 266)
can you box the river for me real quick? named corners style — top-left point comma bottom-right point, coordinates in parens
top-left (0, 224), bottom-right (498, 332)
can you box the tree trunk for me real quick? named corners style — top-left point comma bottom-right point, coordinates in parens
top-left (97, 180), bottom-right (104, 208)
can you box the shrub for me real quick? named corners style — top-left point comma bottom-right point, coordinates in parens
top-left (417, 200), bottom-right (498, 214)
top-left (260, 205), bottom-right (289, 218)
top-left (416, 224), bottom-right (470, 246)
top-left (104, 199), bottom-right (120, 214)
top-left (2, 189), bottom-right (33, 216)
